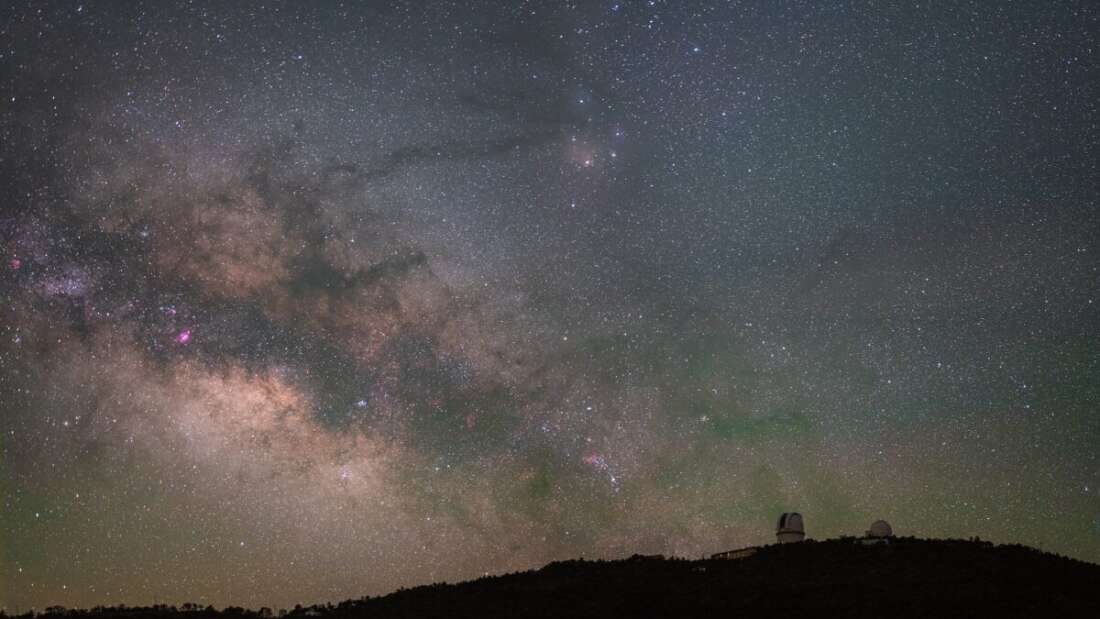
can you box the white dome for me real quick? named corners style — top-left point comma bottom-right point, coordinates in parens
top-left (868, 520), bottom-right (893, 538)
top-left (777, 512), bottom-right (804, 533)
top-left (776, 512), bottom-right (805, 543)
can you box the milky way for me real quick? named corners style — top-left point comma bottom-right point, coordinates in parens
top-left (2, 1), bottom-right (1099, 610)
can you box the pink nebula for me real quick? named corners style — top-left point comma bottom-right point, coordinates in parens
top-left (175, 329), bottom-right (193, 344)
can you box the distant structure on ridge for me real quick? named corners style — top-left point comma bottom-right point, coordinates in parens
top-left (863, 519), bottom-right (894, 544)
top-left (776, 512), bottom-right (805, 543)
top-left (710, 511), bottom-right (806, 559)
top-left (711, 512), bottom-right (901, 560)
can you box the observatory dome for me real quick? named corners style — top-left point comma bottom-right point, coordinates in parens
top-left (776, 512), bottom-right (805, 543)
top-left (867, 520), bottom-right (893, 538)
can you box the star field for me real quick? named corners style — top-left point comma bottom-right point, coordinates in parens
top-left (1, 1), bottom-right (1098, 611)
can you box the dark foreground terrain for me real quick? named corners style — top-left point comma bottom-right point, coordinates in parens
top-left (14, 538), bottom-right (1100, 618)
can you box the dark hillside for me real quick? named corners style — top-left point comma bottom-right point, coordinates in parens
top-left (16, 538), bottom-right (1100, 618)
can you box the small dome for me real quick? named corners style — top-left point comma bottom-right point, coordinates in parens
top-left (776, 512), bottom-right (805, 543)
top-left (868, 520), bottom-right (893, 538)
top-left (777, 512), bottom-right (804, 533)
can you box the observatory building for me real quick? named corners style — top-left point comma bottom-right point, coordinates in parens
top-left (862, 519), bottom-right (894, 544)
top-left (776, 512), bottom-right (805, 543)
top-left (711, 511), bottom-right (807, 560)
top-left (712, 513), bottom-right (902, 560)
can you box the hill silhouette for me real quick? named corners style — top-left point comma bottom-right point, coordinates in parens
top-left (12, 538), bottom-right (1099, 618)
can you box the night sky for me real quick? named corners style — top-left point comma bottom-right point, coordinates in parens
top-left (2, 0), bottom-right (1099, 611)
